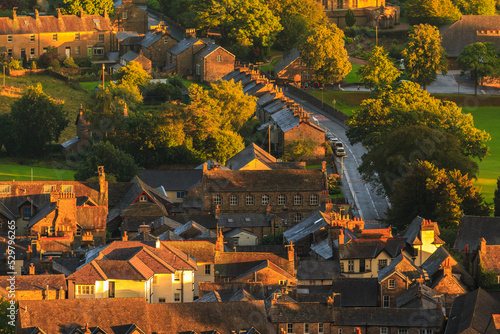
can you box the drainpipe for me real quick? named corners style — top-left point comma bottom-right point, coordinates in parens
top-left (181, 270), bottom-right (184, 302)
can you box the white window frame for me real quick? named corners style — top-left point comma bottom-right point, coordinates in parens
top-left (43, 185), bottom-right (56, 193)
top-left (217, 55), bottom-right (222, 62)
top-left (310, 194), bottom-right (319, 205)
top-left (318, 323), bottom-right (324, 334)
top-left (76, 285), bottom-right (94, 295)
top-left (139, 195), bottom-right (148, 202)
top-left (52, 33), bottom-right (57, 41)
top-left (196, 63), bottom-right (200, 75)
top-left (398, 330), bottom-right (408, 334)
top-left (381, 328), bottom-right (388, 334)
top-left (348, 260), bottom-right (354, 272)
top-left (230, 194), bottom-right (238, 206)
top-left (30, 34), bottom-right (35, 42)
top-left (378, 259), bottom-right (388, 270)
top-left (176, 192), bottom-right (185, 199)
top-left (304, 323), bottom-right (310, 334)
top-left (293, 194), bottom-right (302, 205)
top-left (262, 194), bottom-right (270, 205)
top-left (174, 293), bottom-right (180, 302)
top-left (0, 185), bottom-right (11, 194)
top-left (93, 47), bottom-right (104, 56)
top-left (122, 11), bottom-right (128, 19)
top-left (383, 295), bottom-right (390, 308)
top-left (174, 272), bottom-right (181, 281)
top-left (419, 330), bottom-right (433, 334)
top-left (158, 297), bottom-right (166, 303)
top-left (205, 264), bottom-right (211, 275)
top-left (62, 185), bottom-right (73, 193)
top-left (293, 213), bottom-right (302, 223)
top-left (75, 46), bottom-right (80, 55)
top-left (246, 194), bottom-right (254, 206)
top-left (30, 48), bottom-right (35, 56)
top-left (7, 35), bottom-right (12, 43)
top-left (278, 194), bottom-right (286, 206)
top-left (388, 279), bottom-right (395, 290)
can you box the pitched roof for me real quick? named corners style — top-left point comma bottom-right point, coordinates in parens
top-left (168, 36), bottom-right (204, 55)
top-left (194, 159), bottom-right (230, 171)
top-left (225, 227), bottom-right (258, 238)
top-left (139, 30), bottom-right (162, 47)
top-left (283, 206), bottom-right (326, 244)
top-left (480, 244), bottom-right (500, 272)
top-left (339, 238), bottom-right (406, 260)
top-left (120, 35), bottom-right (144, 46)
top-left (0, 274), bottom-right (66, 292)
top-left (218, 213), bottom-right (271, 228)
top-left (215, 251), bottom-right (293, 276)
top-left (420, 246), bottom-right (472, 282)
top-left (0, 12), bottom-right (112, 34)
top-left (445, 289), bottom-right (500, 334)
top-left (173, 220), bottom-right (216, 239)
top-left (396, 284), bottom-right (441, 308)
top-left (440, 16), bottom-right (500, 57)
top-left (398, 216), bottom-right (442, 245)
top-left (273, 48), bottom-right (301, 75)
top-left (337, 307), bottom-right (443, 327)
top-left (225, 143), bottom-right (277, 170)
top-left (271, 108), bottom-right (300, 132)
top-left (330, 278), bottom-right (379, 307)
top-left (268, 302), bottom-right (332, 323)
top-left (454, 216), bottom-right (500, 251)
top-left (195, 288), bottom-right (255, 302)
top-left (120, 50), bottom-right (141, 62)
top-left (162, 240), bottom-right (215, 263)
top-left (139, 169), bottom-right (203, 191)
top-left (233, 260), bottom-right (294, 281)
top-left (196, 43), bottom-right (234, 58)
top-left (378, 253), bottom-right (425, 282)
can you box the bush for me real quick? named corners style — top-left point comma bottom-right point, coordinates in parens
top-left (31, 60), bottom-right (37, 70)
top-left (74, 57), bottom-right (92, 68)
top-left (8, 59), bottom-right (21, 70)
top-left (63, 57), bottom-right (79, 69)
top-left (49, 58), bottom-right (61, 70)
top-left (344, 37), bottom-right (354, 45)
top-left (38, 46), bottom-right (59, 68)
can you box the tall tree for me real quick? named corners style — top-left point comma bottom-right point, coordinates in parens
top-left (298, 23), bottom-right (351, 86)
top-left (60, 0), bottom-right (114, 15)
top-left (10, 83), bottom-right (68, 156)
top-left (117, 61), bottom-right (152, 88)
top-left (494, 177), bottom-right (500, 216)
top-left (406, 0), bottom-right (461, 27)
top-left (402, 24), bottom-right (448, 90)
top-left (346, 81), bottom-right (490, 159)
top-left (358, 46), bottom-right (400, 89)
top-left (453, 0), bottom-right (496, 15)
top-left (456, 42), bottom-right (499, 96)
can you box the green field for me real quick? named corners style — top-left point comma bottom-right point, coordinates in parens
top-left (464, 106), bottom-right (500, 203)
top-left (344, 63), bottom-right (362, 84)
top-left (79, 81), bottom-right (109, 93)
top-left (0, 162), bottom-right (76, 181)
top-left (309, 90), bottom-right (365, 116)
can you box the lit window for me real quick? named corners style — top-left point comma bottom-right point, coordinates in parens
top-left (7, 35), bottom-right (12, 43)
top-left (30, 34), bottom-right (35, 42)
top-left (378, 259), bottom-right (388, 270)
top-left (278, 194), bottom-right (286, 206)
top-left (388, 279), bottom-right (395, 289)
top-left (310, 194), bottom-right (319, 205)
top-left (93, 47), bottom-right (104, 55)
top-left (217, 55), bottom-right (222, 62)
top-left (262, 194), bottom-right (270, 205)
top-left (381, 328), bottom-right (388, 334)
top-left (383, 295), bottom-right (390, 308)
top-left (75, 32), bottom-right (80, 40)
top-left (230, 194), bottom-right (238, 206)
top-left (53, 34), bottom-right (57, 41)
top-left (99, 34), bottom-right (104, 42)
top-left (174, 293), bottom-right (180, 302)
top-left (279, 280), bottom-right (286, 285)
top-left (319, 323), bottom-right (324, 334)
top-left (77, 285), bottom-right (94, 295)
top-left (294, 194), bottom-right (302, 205)
top-left (348, 260), bottom-right (354, 272)
top-left (213, 194), bottom-right (222, 205)
top-left (287, 324), bottom-right (294, 334)
top-left (293, 213), bottom-right (302, 223)
top-left (246, 194), bottom-right (254, 205)
top-left (0, 185), bottom-right (11, 194)
top-left (205, 264), bottom-right (211, 275)
top-left (61, 185), bottom-right (73, 193)
top-left (177, 192), bottom-right (185, 199)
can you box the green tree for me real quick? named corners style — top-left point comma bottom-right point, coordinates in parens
top-left (207, 129), bottom-right (245, 164)
top-left (10, 83), bottom-right (68, 156)
top-left (63, 57), bottom-right (79, 69)
top-left (406, 0), bottom-right (461, 27)
top-left (494, 177), bottom-right (500, 216)
top-left (0, 114), bottom-right (16, 154)
top-left (387, 161), bottom-right (490, 230)
top-left (117, 61), bottom-right (152, 88)
top-left (358, 46), bottom-right (400, 89)
top-left (456, 42), bottom-right (499, 96)
top-left (283, 139), bottom-right (316, 161)
top-left (345, 9), bottom-right (356, 27)
top-left (298, 23), bottom-right (351, 86)
top-left (0, 297), bottom-right (15, 334)
top-left (346, 81), bottom-right (490, 159)
top-left (358, 125), bottom-right (479, 196)
top-left (74, 141), bottom-right (138, 182)
top-left (402, 24), bottom-right (448, 90)
top-left (453, 0), bottom-right (496, 15)
top-left (60, 0), bottom-right (114, 16)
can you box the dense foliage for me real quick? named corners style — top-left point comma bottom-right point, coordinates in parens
top-left (406, 0), bottom-right (461, 26)
top-left (358, 46), bottom-right (400, 89)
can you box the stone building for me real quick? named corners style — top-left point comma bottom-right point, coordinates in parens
top-left (113, 0), bottom-right (149, 33)
top-left (194, 43), bottom-right (236, 82)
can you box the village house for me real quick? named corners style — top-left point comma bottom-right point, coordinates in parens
top-left (473, 238), bottom-right (500, 288)
top-left (113, 0), bottom-right (149, 33)
top-left (225, 143), bottom-right (306, 171)
top-left (164, 34), bottom-right (206, 77)
top-left (0, 273), bottom-right (66, 300)
top-left (273, 48), bottom-right (311, 85)
top-left (0, 8), bottom-right (116, 64)
top-left (113, 50), bottom-right (151, 72)
top-left (193, 43), bottom-right (236, 82)
top-left (66, 239), bottom-right (197, 303)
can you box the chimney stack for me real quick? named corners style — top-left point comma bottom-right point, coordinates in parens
top-left (12, 8), bottom-right (17, 20)
top-left (29, 263), bottom-right (35, 275)
top-left (322, 161), bottom-right (327, 172)
top-left (287, 242), bottom-right (294, 262)
top-left (202, 162), bottom-right (208, 172)
top-left (327, 296), bottom-right (334, 308)
top-left (338, 229), bottom-right (344, 245)
top-left (34, 9), bottom-right (39, 20)
top-left (479, 237), bottom-right (487, 253)
top-left (122, 231), bottom-right (128, 242)
top-left (103, 7), bottom-right (108, 19)
top-left (266, 203), bottom-right (272, 215)
top-left (443, 258), bottom-right (452, 277)
top-left (155, 237), bottom-right (161, 249)
top-left (325, 200), bottom-right (333, 213)
top-left (27, 245), bottom-right (32, 261)
top-left (138, 224), bottom-right (150, 235)
top-left (56, 8), bottom-right (61, 18)
top-left (79, 8), bottom-right (84, 17)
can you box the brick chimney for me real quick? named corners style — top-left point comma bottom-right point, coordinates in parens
top-left (479, 237), bottom-right (487, 253)
top-left (29, 263), bottom-right (35, 275)
top-left (56, 8), bottom-right (61, 19)
top-left (215, 228), bottom-right (224, 252)
top-left (103, 7), bottom-right (108, 19)
top-left (155, 237), bottom-right (161, 249)
top-left (287, 242), bottom-right (294, 262)
top-left (12, 8), bottom-right (17, 20)
top-left (202, 162), bottom-right (208, 172)
top-left (79, 8), bottom-right (84, 17)
top-left (325, 200), bottom-right (333, 214)
top-left (338, 229), bottom-right (344, 245)
top-left (266, 203), bottom-right (272, 215)
top-left (34, 9), bottom-right (39, 20)
top-left (327, 296), bottom-right (334, 308)
top-left (322, 161), bottom-right (327, 173)
top-left (138, 224), bottom-right (150, 235)
top-left (122, 231), bottom-right (128, 242)
top-left (443, 258), bottom-right (452, 277)
top-left (355, 328), bottom-right (361, 334)
top-left (59, 286), bottom-right (64, 299)
top-left (84, 323), bottom-right (91, 334)
top-left (98, 166), bottom-right (108, 206)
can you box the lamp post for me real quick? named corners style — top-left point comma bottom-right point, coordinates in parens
top-left (102, 63), bottom-right (105, 89)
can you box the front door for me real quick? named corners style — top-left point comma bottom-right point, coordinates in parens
top-left (109, 281), bottom-right (115, 298)
top-left (87, 47), bottom-right (92, 58)
top-left (65, 47), bottom-right (71, 58)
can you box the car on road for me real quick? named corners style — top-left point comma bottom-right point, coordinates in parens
top-left (335, 146), bottom-right (346, 156)
top-left (325, 132), bottom-right (339, 143)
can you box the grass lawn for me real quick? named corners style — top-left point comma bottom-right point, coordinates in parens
top-left (261, 58), bottom-right (281, 72)
top-left (309, 90), bottom-right (365, 116)
top-left (345, 63), bottom-right (362, 84)
top-left (0, 161), bottom-right (76, 181)
top-left (463, 105), bottom-right (500, 204)
top-left (181, 78), bottom-right (209, 90)
top-left (306, 164), bottom-right (322, 169)
top-left (79, 81), bottom-right (110, 93)
top-left (1, 75), bottom-right (90, 143)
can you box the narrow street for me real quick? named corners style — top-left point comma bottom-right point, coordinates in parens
top-left (284, 90), bottom-right (390, 224)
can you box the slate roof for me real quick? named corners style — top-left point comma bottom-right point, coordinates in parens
top-left (0, 12), bottom-right (112, 34)
top-left (398, 216), bottom-right (442, 246)
top-left (120, 35), bottom-right (144, 46)
top-left (225, 143), bottom-right (277, 170)
top-left (445, 289), bottom-right (500, 334)
top-left (396, 284), bottom-right (441, 309)
top-left (268, 302), bottom-right (333, 323)
top-left (120, 50), bottom-right (140, 62)
top-left (339, 238), bottom-right (406, 261)
top-left (203, 169), bottom-right (327, 193)
top-left (139, 30), bottom-right (162, 48)
top-left (0, 274), bottom-right (66, 292)
top-left (273, 48), bottom-right (301, 75)
top-left (173, 220), bottom-right (216, 239)
top-left (194, 159), bottom-right (230, 170)
top-left (454, 216), bottom-right (500, 251)
top-left (170, 214), bottom-right (219, 229)
top-left (420, 246), bottom-right (473, 289)
top-left (337, 308), bottom-right (443, 327)
top-left (233, 260), bottom-right (294, 281)
top-left (264, 99), bottom-right (287, 115)
top-left (168, 36), bottom-right (203, 55)
top-left (330, 278), bottom-right (379, 307)
top-left (196, 43), bottom-right (234, 58)
top-left (271, 108), bottom-right (299, 132)
top-left (195, 288), bottom-right (255, 302)
top-left (283, 206), bottom-right (325, 244)
top-left (440, 16), bottom-right (500, 57)
top-left (215, 261), bottom-right (264, 278)
top-left (310, 238), bottom-right (334, 260)
top-left (225, 227), bottom-right (258, 238)
top-left (139, 169), bottom-right (203, 191)
top-left (218, 213), bottom-right (270, 228)
top-left (378, 253), bottom-right (425, 282)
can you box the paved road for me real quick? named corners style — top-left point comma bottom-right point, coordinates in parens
top-left (284, 91), bottom-right (389, 223)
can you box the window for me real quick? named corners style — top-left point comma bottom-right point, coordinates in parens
top-left (7, 49), bottom-right (12, 56)
top-left (77, 285), bottom-right (94, 295)
top-left (278, 194), bottom-right (286, 206)
top-left (318, 323), bottom-right (324, 334)
top-left (359, 259), bottom-right (365, 272)
top-left (196, 63), bottom-right (200, 75)
top-left (30, 34), bottom-right (35, 42)
top-left (43, 185), bottom-right (56, 193)
top-left (0, 185), bottom-right (11, 194)
top-left (61, 185), bottom-right (73, 193)
top-left (497, 275), bottom-right (500, 284)
top-left (304, 323), bottom-right (310, 334)
top-left (52, 34), bottom-right (57, 41)
top-left (262, 194), bottom-right (270, 205)
top-left (158, 298), bottom-right (166, 303)
top-left (75, 46), bottom-right (80, 55)
top-left (205, 264), bottom-right (211, 275)
top-left (177, 192), bottom-right (185, 199)
top-left (380, 328), bottom-right (388, 334)
top-left (174, 272), bottom-right (181, 281)
top-left (303, 71), bottom-right (310, 80)
top-left (310, 194), bottom-right (319, 205)
top-left (23, 207), bottom-right (32, 219)
top-left (213, 194), bottom-right (222, 206)
top-left (109, 281), bottom-right (115, 298)
top-left (338, 329), bottom-right (343, 334)
top-left (348, 260), bottom-right (354, 272)
top-left (217, 55), bottom-right (222, 62)
top-left (174, 293), bottom-right (180, 302)
top-left (383, 295), bottom-right (390, 308)
top-left (293, 213), bottom-right (302, 223)
top-left (293, 194), bottom-right (302, 205)
top-left (122, 11), bottom-right (128, 19)
top-left (388, 279), bottom-right (395, 290)
top-left (398, 330), bottom-right (408, 334)
top-left (164, 38), bottom-right (168, 44)
top-left (30, 48), bottom-right (35, 56)
top-left (230, 194), bottom-right (238, 206)
top-left (99, 34), bottom-right (104, 42)
top-left (246, 194), bottom-right (254, 205)
top-left (93, 47), bottom-right (104, 55)
top-left (279, 280), bottom-right (286, 285)
top-left (7, 35), bottom-right (13, 43)
top-left (378, 259), bottom-right (388, 270)
top-left (340, 262), bottom-right (344, 272)
top-left (139, 195), bottom-right (148, 202)
top-left (49, 226), bottom-right (55, 234)
top-left (76, 228), bottom-right (82, 236)
top-left (43, 47), bottom-right (48, 54)
top-left (287, 324), bottom-right (294, 334)
top-left (75, 32), bottom-right (80, 40)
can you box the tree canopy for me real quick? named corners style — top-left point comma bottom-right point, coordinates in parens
top-left (358, 46), bottom-right (400, 89)
top-left (453, 0), bottom-right (496, 15)
top-left (117, 61), bottom-right (152, 88)
top-left (9, 83), bottom-right (68, 156)
top-left (456, 42), bottom-right (499, 95)
top-left (298, 23), bottom-right (351, 85)
top-left (346, 81), bottom-right (490, 159)
top-left (401, 24), bottom-right (448, 89)
top-left (59, 0), bottom-right (114, 15)
top-left (345, 9), bottom-right (356, 27)
top-left (495, 177), bottom-right (500, 216)
top-left (406, 0), bottom-right (461, 27)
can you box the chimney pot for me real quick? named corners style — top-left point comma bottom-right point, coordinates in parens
top-left (322, 161), bottom-right (327, 172)
top-left (122, 231), bottom-right (128, 242)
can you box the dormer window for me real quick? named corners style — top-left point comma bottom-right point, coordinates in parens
top-left (23, 207), bottom-right (32, 220)
top-left (139, 195), bottom-right (148, 202)
top-left (0, 185), bottom-right (11, 194)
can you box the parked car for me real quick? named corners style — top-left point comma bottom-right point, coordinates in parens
top-left (335, 146), bottom-right (346, 156)
top-left (325, 132), bottom-right (339, 143)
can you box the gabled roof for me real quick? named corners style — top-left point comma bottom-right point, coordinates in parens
top-left (0, 274), bottom-right (66, 292)
top-left (233, 260), bottom-right (294, 281)
top-left (27, 203), bottom-right (56, 228)
top-left (330, 278), bottom-right (379, 307)
top-left (378, 253), bottom-right (425, 282)
top-left (161, 241), bottom-right (215, 263)
top-left (218, 213), bottom-right (271, 228)
top-left (273, 48), bottom-right (301, 75)
top-left (263, 99), bottom-right (287, 115)
top-left (268, 302), bottom-right (332, 323)
top-left (398, 216), bottom-right (442, 246)
top-left (194, 159), bottom-right (230, 171)
top-left (0, 202), bottom-right (16, 221)
top-left (454, 216), bottom-right (500, 251)
top-left (225, 228), bottom-right (257, 238)
top-left (120, 35), bottom-right (144, 46)
top-left (120, 50), bottom-right (140, 62)
top-left (339, 238), bottom-right (406, 261)
top-left (139, 30), bottom-right (162, 48)
top-left (445, 289), bottom-right (500, 334)
top-left (173, 220), bottom-right (216, 239)
top-left (168, 36), bottom-right (204, 55)
top-left (421, 246), bottom-right (458, 278)
top-left (396, 284), bottom-right (441, 309)
top-left (139, 169), bottom-right (203, 191)
top-left (226, 143), bottom-right (277, 170)
top-left (196, 43), bottom-right (234, 59)
top-left (271, 107), bottom-right (300, 132)
top-left (283, 206), bottom-right (325, 244)
top-left (296, 260), bottom-right (339, 280)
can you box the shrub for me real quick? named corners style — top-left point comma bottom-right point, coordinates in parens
top-left (63, 57), bottom-right (79, 69)
top-left (8, 59), bottom-right (21, 70)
